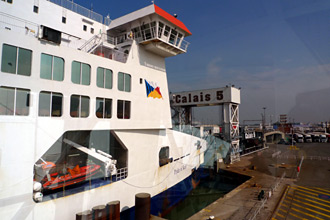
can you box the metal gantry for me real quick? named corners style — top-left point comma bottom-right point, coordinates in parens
top-left (170, 87), bottom-right (241, 164)
top-left (223, 103), bottom-right (240, 162)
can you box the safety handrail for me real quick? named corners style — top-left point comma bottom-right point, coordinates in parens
top-left (47, 0), bottom-right (104, 24)
top-left (78, 34), bottom-right (102, 52)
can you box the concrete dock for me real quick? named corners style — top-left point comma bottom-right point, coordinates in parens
top-left (187, 142), bottom-right (330, 220)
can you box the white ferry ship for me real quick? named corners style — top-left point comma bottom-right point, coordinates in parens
top-left (0, 0), bottom-right (206, 219)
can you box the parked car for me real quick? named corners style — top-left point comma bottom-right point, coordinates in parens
top-left (278, 138), bottom-right (296, 145)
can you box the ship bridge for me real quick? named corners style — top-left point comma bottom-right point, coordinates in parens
top-left (107, 4), bottom-right (192, 57)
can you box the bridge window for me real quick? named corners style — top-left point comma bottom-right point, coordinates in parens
top-left (40, 53), bottom-right (64, 81)
top-left (169, 29), bottom-right (178, 45)
top-left (158, 22), bottom-right (164, 38)
top-left (176, 33), bottom-right (183, 46)
top-left (164, 25), bottom-right (171, 37)
top-left (96, 97), bottom-right (112, 119)
top-left (0, 86), bottom-right (30, 116)
top-left (97, 67), bottom-right (112, 89)
top-left (71, 61), bottom-right (90, 85)
top-left (150, 21), bottom-right (156, 39)
top-left (131, 27), bottom-right (141, 39)
top-left (1, 44), bottom-right (32, 76)
top-left (118, 72), bottom-right (131, 92)
top-left (141, 23), bottom-right (151, 40)
top-left (70, 95), bottom-right (89, 118)
top-left (39, 91), bottom-right (63, 117)
top-left (117, 100), bottom-right (130, 119)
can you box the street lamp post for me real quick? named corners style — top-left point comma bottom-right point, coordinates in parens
top-left (263, 107), bottom-right (266, 128)
top-left (262, 107), bottom-right (266, 148)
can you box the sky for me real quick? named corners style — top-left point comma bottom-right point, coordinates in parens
top-left (78, 0), bottom-right (330, 124)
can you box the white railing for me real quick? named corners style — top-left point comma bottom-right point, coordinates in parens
top-left (133, 26), bottom-right (190, 52)
top-left (78, 34), bottom-right (103, 52)
top-left (114, 33), bottom-right (129, 45)
top-left (76, 33), bottom-right (129, 63)
top-left (179, 39), bottom-right (190, 51)
top-left (47, 0), bottom-right (104, 24)
top-left (248, 172), bottom-right (286, 220)
top-left (0, 12), bottom-right (39, 37)
top-left (79, 33), bottom-right (129, 52)
top-left (108, 49), bottom-right (128, 63)
top-left (133, 26), bottom-right (157, 43)
top-left (275, 154), bottom-right (330, 161)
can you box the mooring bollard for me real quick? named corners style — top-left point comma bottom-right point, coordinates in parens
top-left (92, 205), bottom-right (107, 220)
top-left (106, 200), bottom-right (120, 220)
top-left (76, 210), bottom-right (92, 220)
top-left (135, 193), bottom-right (150, 220)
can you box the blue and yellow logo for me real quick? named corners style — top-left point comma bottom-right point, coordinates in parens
top-left (145, 80), bottom-right (162, 99)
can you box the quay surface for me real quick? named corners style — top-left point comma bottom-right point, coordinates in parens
top-left (187, 142), bottom-right (330, 220)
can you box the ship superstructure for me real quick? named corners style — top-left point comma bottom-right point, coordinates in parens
top-left (0, 0), bottom-right (206, 219)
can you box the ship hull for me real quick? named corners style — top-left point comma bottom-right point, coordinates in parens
top-left (0, 1), bottom-right (206, 219)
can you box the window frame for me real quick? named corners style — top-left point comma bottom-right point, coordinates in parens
top-left (0, 86), bottom-right (30, 116)
top-left (40, 53), bottom-right (64, 81)
top-left (70, 94), bottom-right (90, 118)
top-left (158, 22), bottom-right (164, 38)
top-left (1, 44), bottom-right (32, 76)
top-left (71, 61), bottom-right (91, 85)
top-left (96, 67), bottom-right (113, 89)
top-left (117, 99), bottom-right (131, 119)
top-left (38, 91), bottom-right (63, 117)
top-left (117, 72), bottom-right (131, 92)
top-left (96, 97), bottom-right (112, 119)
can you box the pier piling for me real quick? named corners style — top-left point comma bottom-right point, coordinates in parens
top-left (106, 200), bottom-right (120, 220)
top-left (76, 210), bottom-right (92, 220)
top-left (92, 205), bottom-right (107, 220)
top-left (135, 193), bottom-right (151, 220)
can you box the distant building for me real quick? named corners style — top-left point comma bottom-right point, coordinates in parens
top-left (280, 114), bottom-right (287, 124)
top-left (276, 123), bottom-right (293, 134)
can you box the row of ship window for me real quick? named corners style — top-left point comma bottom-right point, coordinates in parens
top-left (0, 86), bottom-right (131, 119)
top-left (1, 44), bottom-right (131, 92)
top-left (0, 43), bottom-right (131, 118)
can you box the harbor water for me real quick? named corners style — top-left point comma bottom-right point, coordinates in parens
top-left (163, 169), bottom-right (250, 220)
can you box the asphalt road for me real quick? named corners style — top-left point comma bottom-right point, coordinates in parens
top-left (249, 142), bottom-right (330, 186)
